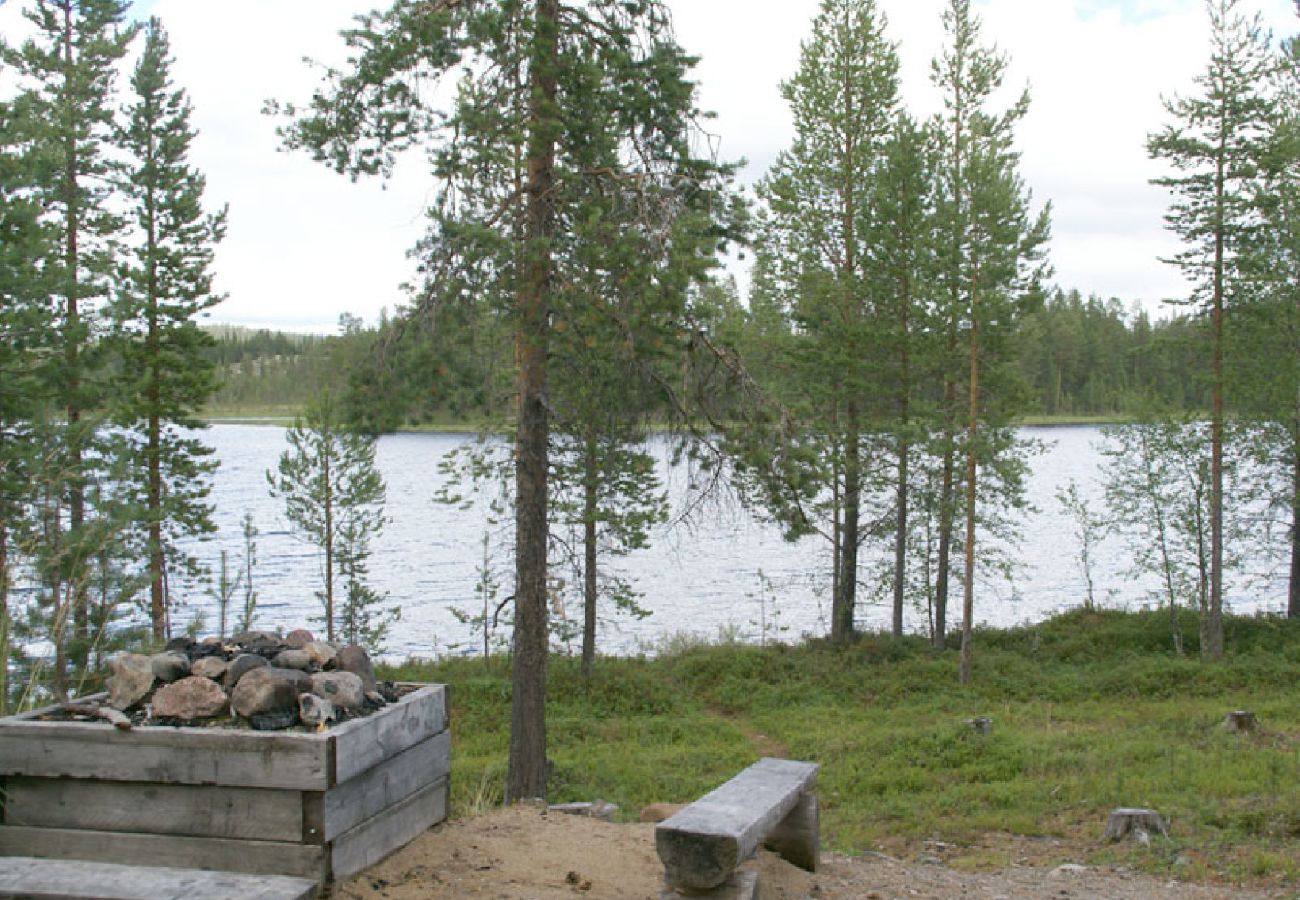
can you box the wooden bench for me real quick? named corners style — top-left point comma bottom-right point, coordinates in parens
top-left (654, 757), bottom-right (820, 897)
top-left (0, 856), bottom-right (318, 899)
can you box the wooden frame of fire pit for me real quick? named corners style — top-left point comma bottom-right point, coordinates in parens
top-left (0, 682), bottom-right (448, 893)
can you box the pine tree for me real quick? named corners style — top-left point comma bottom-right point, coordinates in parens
top-left (1, 0), bottom-right (138, 694)
top-left (267, 392), bottom-right (388, 646)
top-left (275, 0), bottom-right (739, 799)
top-left (930, 0), bottom-right (1049, 681)
top-left (1147, 0), bottom-right (1277, 657)
top-left (748, 0), bottom-right (902, 644)
top-left (0, 65), bottom-right (58, 713)
top-left (112, 17), bottom-right (226, 641)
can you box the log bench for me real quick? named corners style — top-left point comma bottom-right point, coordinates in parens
top-left (655, 757), bottom-right (819, 897)
top-left (0, 856), bottom-right (318, 899)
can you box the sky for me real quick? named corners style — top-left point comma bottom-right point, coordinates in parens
top-left (1, 0), bottom-right (1296, 333)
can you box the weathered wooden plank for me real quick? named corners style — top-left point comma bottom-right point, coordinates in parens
top-left (0, 856), bottom-right (318, 900)
top-left (331, 684), bottom-right (446, 785)
top-left (0, 721), bottom-right (331, 790)
top-left (3, 777), bottom-right (302, 842)
top-left (322, 729), bottom-right (450, 842)
top-left (655, 758), bottom-right (819, 892)
top-left (0, 824), bottom-right (328, 883)
top-left (329, 776), bottom-right (448, 881)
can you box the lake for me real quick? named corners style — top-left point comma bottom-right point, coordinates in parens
top-left (191, 424), bottom-right (1289, 660)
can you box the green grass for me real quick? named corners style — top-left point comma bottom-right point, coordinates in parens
top-left (381, 608), bottom-right (1300, 889)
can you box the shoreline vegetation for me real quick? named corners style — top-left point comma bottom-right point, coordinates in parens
top-left (380, 607), bottom-right (1300, 892)
top-left (204, 406), bottom-right (1139, 432)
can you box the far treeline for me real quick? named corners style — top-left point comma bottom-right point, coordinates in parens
top-left (206, 288), bottom-right (1215, 422)
top-left (2, 0), bottom-right (1296, 805)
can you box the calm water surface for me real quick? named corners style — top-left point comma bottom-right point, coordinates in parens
top-left (192, 425), bottom-right (1288, 660)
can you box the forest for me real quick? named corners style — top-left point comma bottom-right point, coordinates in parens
top-left (0, 0), bottom-right (1296, 806)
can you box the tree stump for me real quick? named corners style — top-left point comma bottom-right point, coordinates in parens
top-left (1105, 808), bottom-right (1168, 843)
top-left (1223, 710), bottom-right (1257, 734)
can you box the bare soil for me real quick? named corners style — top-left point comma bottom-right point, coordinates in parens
top-left (330, 804), bottom-right (1288, 900)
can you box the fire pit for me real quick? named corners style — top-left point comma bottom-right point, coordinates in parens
top-left (0, 663), bottom-right (448, 891)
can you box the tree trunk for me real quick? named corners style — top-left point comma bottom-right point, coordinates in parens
top-left (833, 420), bottom-right (860, 644)
top-left (507, 0), bottom-right (558, 804)
top-left (581, 434), bottom-right (598, 679)
top-left (1289, 428), bottom-right (1298, 619)
top-left (934, 374), bottom-right (957, 651)
top-left (959, 266), bottom-right (979, 685)
top-left (147, 153), bottom-right (165, 642)
top-left (0, 521), bottom-right (9, 715)
top-left (1206, 118), bottom-right (1226, 660)
top-left (893, 435), bottom-right (908, 640)
top-left (61, 3), bottom-right (88, 669)
top-left (892, 280), bottom-right (911, 640)
top-left (323, 444), bottom-right (334, 643)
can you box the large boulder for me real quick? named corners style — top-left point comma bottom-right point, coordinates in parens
top-left (230, 666), bottom-right (310, 719)
top-left (285, 629), bottom-right (315, 649)
top-left (273, 648), bottom-right (313, 672)
top-left (310, 671), bottom-right (365, 710)
top-left (302, 641), bottom-right (337, 668)
top-left (335, 644), bottom-right (377, 693)
top-left (298, 692), bottom-right (337, 727)
top-left (150, 652), bottom-right (191, 683)
top-left (190, 656), bottom-right (229, 680)
top-left (152, 676), bottom-right (228, 720)
top-left (223, 653), bottom-right (268, 690)
top-left (106, 654), bottom-right (155, 711)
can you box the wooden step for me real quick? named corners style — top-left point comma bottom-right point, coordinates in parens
top-left (0, 856), bottom-right (318, 900)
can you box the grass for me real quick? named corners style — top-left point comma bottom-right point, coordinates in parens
top-left (381, 608), bottom-right (1300, 891)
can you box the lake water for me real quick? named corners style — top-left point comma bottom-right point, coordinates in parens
top-left (190, 424), bottom-right (1289, 660)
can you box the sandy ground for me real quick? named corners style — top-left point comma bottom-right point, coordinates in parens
top-left (330, 805), bottom-right (1290, 900)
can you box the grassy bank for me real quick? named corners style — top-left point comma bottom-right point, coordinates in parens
top-left (383, 608), bottom-right (1300, 890)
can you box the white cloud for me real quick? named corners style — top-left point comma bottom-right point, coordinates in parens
top-left (1, 0), bottom-right (1296, 330)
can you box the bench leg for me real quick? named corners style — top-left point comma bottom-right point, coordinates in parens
top-left (763, 793), bottom-right (819, 873)
top-left (660, 868), bottom-right (758, 900)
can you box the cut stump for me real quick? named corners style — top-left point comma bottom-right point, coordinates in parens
top-left (1105, 808), bottom-right (1168, 842)
top-left (1223, 710), bottom-right (1257, 734)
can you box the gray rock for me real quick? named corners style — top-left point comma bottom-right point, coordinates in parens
top-left (298, 692), bottom-right (337, 727)
top-left (285, 629), bottom-right (315, 649)
top-left (106, 654), bottom-right (155, 711)
top-left (273, 648), bottom-right (313, 671)
top-left (230, 666), bottom-right (310, 719)
top-left (231, 629), bottom-right (283, 658)
top-left (302, 641), bottom-right (337, 668)
top-left (150, 652), bottom-right (191, 683)
top-left (223, 653), bottom-right (268, 689)
top-left (190, 656), bottom-right (229, 680)
top-left (250, 709), bottom-right (299, 731)
top-left (335, 644), bottom-right (377, 692)
top-left (310, 671), bottom-right (365, 710)
top-left (152, 676), bottom-right (228, 720)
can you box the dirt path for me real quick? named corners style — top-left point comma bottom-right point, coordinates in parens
top-left (330, 805), bottom-right (1288, 900)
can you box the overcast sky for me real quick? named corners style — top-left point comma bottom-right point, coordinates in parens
top-left (2, 0), bottom-right (1296, 332)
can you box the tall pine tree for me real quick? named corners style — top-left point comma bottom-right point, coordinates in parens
top-left (747, 0), bottom-right (902, 644)
top-left (1147, 0), bottom-right (1276, 657)
top-left (275, 0), bottom-right (739, 799)
top-left (113, 17), bottom-right (226, 641)
top-left (929, 0), bottom-right (1049, 681)
top-left (1, 0), bottom-right (137, 695)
